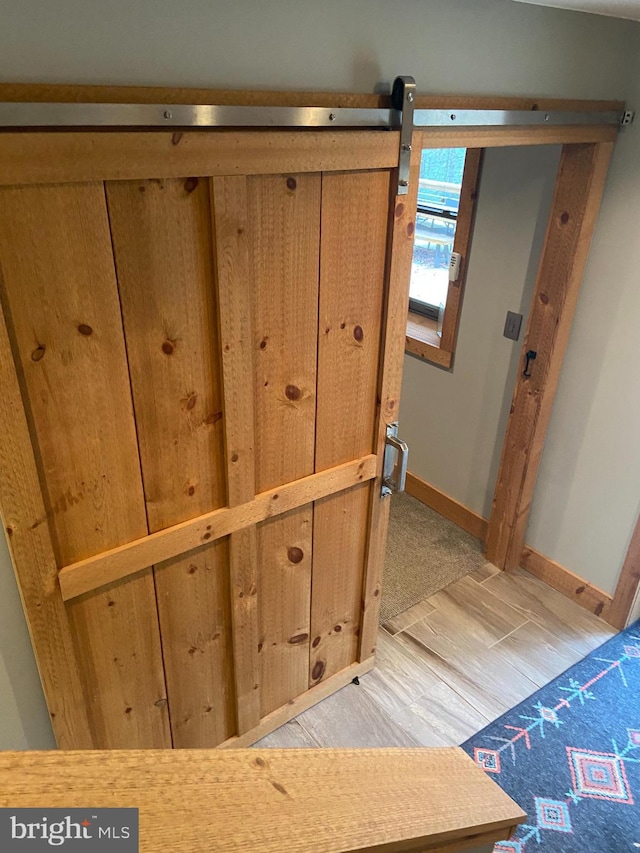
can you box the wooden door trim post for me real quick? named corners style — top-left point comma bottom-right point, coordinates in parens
top-left (485, 142), bottom-right (614, 571)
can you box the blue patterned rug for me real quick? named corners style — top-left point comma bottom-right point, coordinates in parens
top-left (461, 621), bottom-right (640, 852)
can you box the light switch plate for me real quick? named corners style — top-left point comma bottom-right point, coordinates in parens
top-left (504, 311), bottom-right (523, 342)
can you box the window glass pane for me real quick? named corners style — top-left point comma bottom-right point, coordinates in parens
top-left (411, 211), bottom-right (457, 313)
top-left (418, 148), bottom-right (466, 212)
top-left (410, 149), bottom-right (466, 316)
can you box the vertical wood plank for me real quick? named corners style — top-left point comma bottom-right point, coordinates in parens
top-left (360, 154), bottom-right (422, 662)
top-left (311, 170), bottom-right (391, 684)
top-left (310, 484), bottom-right (372, 684)
top-left (258, 506), bottom-right (312, 716)
top-left (0, 183), bottom-right (170, 748)
top-left (212, 177), bottom-right (255, 507)
top-left (66, 578), bottom-right (169, 749)
top-left (0, 300), bottom-right (93, 749)
top-left (486, 142), bottom-right (614, 570)
top-left (106, 177), bottom-right (226, 530)
top-left (315, 170), bottom-right (391, 471)
top-left (250, 173), bottom-right (320, 493)
top-left (153, 540), bottom-right (235, 746)
top-left (248, 173), bottom-right (320, 715)
top-left (106, 177), bottom-right (233, 747)
top-left (212, 176), bottom-right (260, 734)
top-left (228, 526), bottom-right (260, 733)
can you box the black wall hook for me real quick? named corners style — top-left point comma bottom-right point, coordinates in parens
top-left (523, 349), bottom-right (537, 378)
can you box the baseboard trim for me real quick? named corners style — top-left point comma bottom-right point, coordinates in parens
top-left (405, 472), bottom-right (488, 542)
top-left (521, 545), bottom-right (613, 621)
top-left (404, 471), bottom-right (617, 626)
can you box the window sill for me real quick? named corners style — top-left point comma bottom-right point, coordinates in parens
top-left (405, 312), bottom-right (453, 368)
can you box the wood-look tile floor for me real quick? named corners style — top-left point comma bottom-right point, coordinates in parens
top-left (254, 564), bottom-right (616, 749)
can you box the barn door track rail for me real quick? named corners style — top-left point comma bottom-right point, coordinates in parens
top-left (0, 76), bottom-right (624, 196)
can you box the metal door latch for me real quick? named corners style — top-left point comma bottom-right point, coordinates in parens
top-left (382, 422), bottom-right (409, 498)
top-left (523, 349), bottom-right (537, 378)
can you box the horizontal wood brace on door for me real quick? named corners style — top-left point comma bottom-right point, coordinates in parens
top-left (57, 454), bottom-right (377, 601)
top-left (0, 131), bottom-right (400, 186)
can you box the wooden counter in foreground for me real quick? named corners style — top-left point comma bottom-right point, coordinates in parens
top-left (0, 746), bottom-right (525, 852)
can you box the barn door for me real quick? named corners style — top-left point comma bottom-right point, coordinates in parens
top-left (0, 129), bottom-right (418, 749)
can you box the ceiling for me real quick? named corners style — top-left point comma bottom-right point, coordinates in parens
top-left (513, 0), bottom-right (640, 20)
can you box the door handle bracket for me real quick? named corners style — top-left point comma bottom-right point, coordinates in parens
top-left (381, 422), bottom-right (409, 498)
top-left (391, 76), bottom-right (416, 195)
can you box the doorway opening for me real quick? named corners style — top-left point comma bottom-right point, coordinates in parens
top-left (380, 143), bottom-right (561, 626)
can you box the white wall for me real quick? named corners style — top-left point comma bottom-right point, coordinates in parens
top-left (0, 0), bottom-right (637, 96)
top-left (0, 0), bottom-right (638, 748)
top-left (0, 532), bottom-right (55, 748)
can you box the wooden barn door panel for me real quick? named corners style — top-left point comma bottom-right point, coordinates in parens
top-left (310, 170), bottom-right (391, 685)
top-left (0, 183), bottom-right (170, 748)
top-left (0, 130), bottom-right (415, 750)
top-left (105, 176), bottom-right (233, 748)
